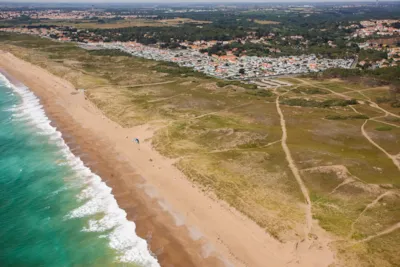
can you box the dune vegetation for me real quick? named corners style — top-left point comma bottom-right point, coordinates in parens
top-left (1, 32), bottom-right (399, 267)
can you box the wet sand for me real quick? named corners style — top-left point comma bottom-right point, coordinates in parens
top-left (0, 50), bottom-right (335, 267)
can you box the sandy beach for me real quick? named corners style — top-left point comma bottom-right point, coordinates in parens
top-left (0, 51), bottom-right (335, 267)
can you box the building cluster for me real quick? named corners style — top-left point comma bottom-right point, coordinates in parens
top-left (1, 25), bottom-right (353, 79)
top-left (357, 37), bottom-right (400, 68)
top-left (81, 41), bottom-right (353, 80)
top-left (0, 11), bottom-right (23, 20)
top-left (352, 19), bottom-right (400, 38)
top-left (0, 10), bottom-right (155, 20)
top-left (0, 26), bottom-right (102, 43)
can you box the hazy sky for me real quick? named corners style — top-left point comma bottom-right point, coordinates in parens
top-left (0, 0), bottom-right (383, 2)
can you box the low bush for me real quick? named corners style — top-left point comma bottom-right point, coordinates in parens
top-left (88, 49), bottom-right (132, 57)
top-left (216, 80), bottom-right (257, 90)
top-left (325, 114), bottom-right (369, 120)
top-left (375, 126), bottom-right (393, 131)
top-left (247, 89), bottom-right (273, 97)
top-left (281, 98), bottom-right (358, 108)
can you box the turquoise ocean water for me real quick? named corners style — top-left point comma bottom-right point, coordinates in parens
top-left (0, 74), bottom-right (159, 267)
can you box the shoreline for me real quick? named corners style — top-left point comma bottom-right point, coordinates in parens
top-left (0, 50), bottom-right (335, 267)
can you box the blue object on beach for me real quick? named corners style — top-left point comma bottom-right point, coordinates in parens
top-left (133, 138), bottom-right (140, 144)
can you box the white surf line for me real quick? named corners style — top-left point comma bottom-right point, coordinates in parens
top-left (347, 191), bottom-right (393, 239)
top-left (0, 74), bottom-right (159, 266)
top-left (350, 222), bottom-right (400, 245)
top-left (276, 94), bottom-right (313, 236)
top-left (361, 120), bottom-right (400, 172)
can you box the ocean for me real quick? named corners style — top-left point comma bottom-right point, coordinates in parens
top-left (0, 74), bottom-right (159, 267)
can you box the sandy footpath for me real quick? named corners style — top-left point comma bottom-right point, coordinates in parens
top-left (0, 51), bottom-right (334, 267)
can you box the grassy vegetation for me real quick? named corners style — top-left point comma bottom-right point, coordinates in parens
top-left (292, 86), bottom-right (328, 95)
top-left (375, 125), bottom-right (393, 131)
top-left (87, 49), bottom-right (133, 57)
top-left (1, 32), bottom-right (399, 266)
top-left (253, 19), bottom-right (280, 25)
top-left (24, 18), bottom-right (211, 29)
top-left (216, 80), bottom-right (258, 90)
top-left (246, 89), bottom-right (274, 98)
top-left (325, 114), bottom-right (369, 120)
top-left (150, 61), bottom-right (212, 79)
top-left (280, 98), bottom-right (357, 108)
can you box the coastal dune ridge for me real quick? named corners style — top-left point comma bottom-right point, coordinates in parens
top-left (0, 50), bottom-right (336, 267)
top-left (0, 72), bottom-right (160, 267)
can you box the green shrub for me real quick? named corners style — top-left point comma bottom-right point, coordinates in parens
top-left (325, 114), bottom-right (369, 120)
top-left (293, 87), bottom-right (328, 95)
top-left (281, 98), bottom-right (358, 108)
top-left (391, 101), bottom-right (400, 108)
top-left (151, 61), bottom-right (209, 79)
top-left (88, 49), bottom-right (132, 57)
top-left (216, 80), bottom-right (257, 90)
top-left (375, 126), bottom-right (393, 131)
top-left (350, 114), bottom-right (369, 119)
top-left (376, 96), bottom-right (391, 104)
top-left (247, 89), bottom-right (273, 97)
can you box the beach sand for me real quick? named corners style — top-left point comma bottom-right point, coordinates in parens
top-left (0, 51), bottom-right (335, 267)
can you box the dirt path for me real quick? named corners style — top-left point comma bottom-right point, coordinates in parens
top-left (164, 101), bottom-right (253, 145)
top-left (147, 93), bottom-right (187, 103)
top-left (275, 94), bottom-right (312, 236)
top-left (369, 101), bottom-right (400, 119)
top-left (352, 222), bottom-right (400, 245)
top-left (347, 191), bottom-right (393, 239)
top-left (206, 139), bottom-right (281, 154)
top-left (99, 80), bottom-right (177, 89)
top-left (294, 78), bottom-right (351, 99)
top-left (361, 119), bottom-right (400, 172)
top-left (371, 119), bottom-right (400, 128)
top-left (297, 80), bottom-right (400, 172)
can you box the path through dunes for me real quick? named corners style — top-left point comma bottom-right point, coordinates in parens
top-left (275, 93), bottom-right (312, 236)
top-left (361, 119), bottom-right (400, 171)
top-left (2, 34), bottom-right (400, 267)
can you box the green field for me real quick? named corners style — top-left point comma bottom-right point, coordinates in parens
top-left (1, 32), bottom-right (399, 267)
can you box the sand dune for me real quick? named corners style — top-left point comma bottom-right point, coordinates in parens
top-left (0, 51), bottom-right (334, 267)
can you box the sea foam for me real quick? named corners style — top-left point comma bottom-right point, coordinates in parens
top-left (0, 74), bottom-right (160, 267)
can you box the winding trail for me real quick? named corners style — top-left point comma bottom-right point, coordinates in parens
top-left (293, 78), bottom-right (351, 99)
top-left (371, 119), bottom-right (400, 128)
top-left (369, 101), bottom-right (400, 119)
top-left (102, 80), bottom-right (177, 89)
top-left (347, 191), bottom-right (393, 239)
top-left (299, 80), bottom-right (400, 173)
top-left (206, 139), bottom-right (282, 154)
top-left (352, 222), bottom-right (400, 245)
top-left (275, 94), bottom-right (312, 236)
top-left (352, 104), bottom-right (400, 171)
top-left (147, 93), bottom-right (187, 103)
top-left (361, 119), bottom-right (400, 172)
